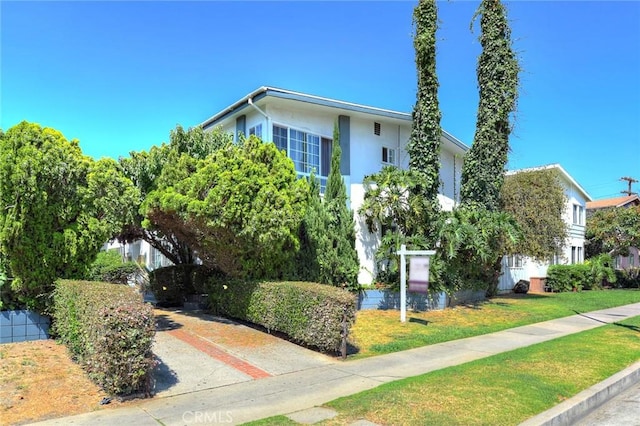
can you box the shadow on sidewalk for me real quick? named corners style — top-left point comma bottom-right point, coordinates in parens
top-left (151, 355), bottom-right (179, 395)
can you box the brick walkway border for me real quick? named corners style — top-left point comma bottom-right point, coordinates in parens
top-left (166, 328), bottom-right (272, 380)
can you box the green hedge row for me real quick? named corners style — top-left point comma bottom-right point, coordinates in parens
top-left (546, 264), bottom-right (592, 292)
top-left (149, 264), bottom-right (211, 305)
top-left (209, 280), bottom-right (356, 354)
top-left (546, 255), bottom-right (616, 292)
top-left (52, 280), bottom-right (155, 396)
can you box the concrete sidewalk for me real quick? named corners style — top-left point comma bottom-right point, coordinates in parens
top-left (31, 303), bottom-right (640, 426)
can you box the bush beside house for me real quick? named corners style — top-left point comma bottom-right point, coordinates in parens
top-left (52, 280), bottom-right (155, 396)
top-left (209, 280), bottom-right (356, 354)
top-left (546, 255), bottom-right (617, 292)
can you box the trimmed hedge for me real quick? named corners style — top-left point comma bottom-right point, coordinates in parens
top-left (546, 264), bottom-right (591, 292)
top-left (149, 264), bottom-right (211, 305)
top-left (209, 280), bottom-right (357, 354)
top-left (52, 280), bottom-right (155, 396)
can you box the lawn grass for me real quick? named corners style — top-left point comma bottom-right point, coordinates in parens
top-left (349, 289), bottom-right (640, 358)
top-left (246, 315), bottom-right (640, 426)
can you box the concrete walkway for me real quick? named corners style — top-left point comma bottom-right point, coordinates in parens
top-left (30, 303), bottom-right (640, 426)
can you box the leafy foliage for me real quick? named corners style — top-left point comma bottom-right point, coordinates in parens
top-left (85, 250), bottom-right (140, 284)
top-left (208, 280), bottom-right (357, 354)
top-left (52, 280), bottom-right (155, 396)
top-left (119, 125), bottom-right (232, 265)
top-left (320, 123), bottom-right (360, 290)
top-left (546, 255), bottom-right (616, 292)
top-left (408, 0), bottom-right (442, 205)
top-left (358, 167), bottom-right (434, 287)
top-left (149, 264), bottom-right (212, 305)
top-left (586, 205), bottom-right (640, 258)
top-left (295, 175), bottom-right (329, 283)
top-left (461, 0), bottom-right (520, 210)
top-left (0, 122), bottom-right (138, 312)
top-left (142, 136), bottom-right (308, 279)
top-left (500, 168), bottom-right (568, 260)
top-left (434, 206), bottom-right (521, 296)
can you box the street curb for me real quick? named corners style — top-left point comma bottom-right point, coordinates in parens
top-left (520, 361), bottom-right (640, 426)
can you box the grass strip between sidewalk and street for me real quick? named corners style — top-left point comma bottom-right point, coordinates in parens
top-left (349, 290), bottom-right (640, 358)
top-left (245, 314), bottom-right (640, 426)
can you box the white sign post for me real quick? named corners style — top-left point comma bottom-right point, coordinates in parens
top-left (397, 244), bottom-right (436, 322)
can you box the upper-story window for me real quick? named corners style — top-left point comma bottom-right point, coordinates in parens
top-left (382, 147), bottom-right (396, 166)
top-left (249, 124), bottom-right (262, 139)
top-left (272, 125), bottom-right (332, 191)
top-left (572, 204), bottom-right (585, 225)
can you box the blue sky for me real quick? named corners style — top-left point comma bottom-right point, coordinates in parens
top-left (2, 1), bottom-right (639, 200)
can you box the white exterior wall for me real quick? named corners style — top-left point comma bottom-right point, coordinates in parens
top-left (202, 92), bottom-right (466, 286)
top-left (102, 240), bottom-right (172, 271)
top-left (499, 165), bottom-right (590, 292)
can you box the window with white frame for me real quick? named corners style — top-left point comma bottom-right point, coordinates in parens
top-left (272, 125), bottom-right (332, 191)
top-left (382, 146), bottom-right (396, 165)
top-left (572, 204), bottom-right (585, 225)
top-left (249, 124), bottom-right (262, 139)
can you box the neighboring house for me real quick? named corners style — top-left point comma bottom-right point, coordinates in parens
top-left (201, 86), bottom-right (469, 284)
top-left (586, 194), bottom-right (640, 270)
top-left (498, 164), bottom-right (592, 293)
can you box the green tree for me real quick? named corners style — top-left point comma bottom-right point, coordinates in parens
top-left (358, 166), bottom-right (431, 287)
top-left (586, 205), bottom-right (640, 258)
top-left (295, 174), bottom-right (330, 282)
top-left (119, 125), bottom-right (232, 265)
top-left (461, 0), bottom-right (520, 210)
top-left (321, 123), bottom-right (360, 290)
top-left (435, 206), bottom-right (521, 297)
top-left (142, 136), bottom-right (307, 279)
top-left (500, 168), bottom-right (568, 260)
top-left (408, 0), bottom-right (442, 205)
top-left (0, 122), bottom-right (138, 311)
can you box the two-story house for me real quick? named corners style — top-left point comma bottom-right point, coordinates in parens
top-left (201, 86), bottom-right (469, 284)
top-left (586, 194), bottom-right (640, 270)
top-left (499, 164), bottom-right (592, 293)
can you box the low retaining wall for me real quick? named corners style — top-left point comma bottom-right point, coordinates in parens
top-left (358, 289), bottom-right (486, 311)
top-left (0, 310), bottom-right (50, 344)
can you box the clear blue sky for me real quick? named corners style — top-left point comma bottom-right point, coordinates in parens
top-left (2, 1), bottom-right (639, 200)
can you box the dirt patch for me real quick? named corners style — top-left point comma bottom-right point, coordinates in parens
top-left (0, 340), bottom-right (130, 425)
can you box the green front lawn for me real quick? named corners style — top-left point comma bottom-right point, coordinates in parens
top-left (247, 314), bottom-right (640, 426)
top-left (349, 289), bottom-right (640, 358)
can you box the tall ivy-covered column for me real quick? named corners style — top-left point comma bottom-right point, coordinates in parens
top-left (461, 0), bottom-right (520, 211)
top-left (408, 0), bottom-right (442, 206)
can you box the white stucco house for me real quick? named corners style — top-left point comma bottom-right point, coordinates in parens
top-left (102, 239), bottom-right (173, 271)
top-left (498, 164), bottom-right (592, 293)
top-left (200, 86), bottom-right (469, 285)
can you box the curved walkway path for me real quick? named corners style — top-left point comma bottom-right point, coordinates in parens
top-left (31, 303), bottom-right (640, 426)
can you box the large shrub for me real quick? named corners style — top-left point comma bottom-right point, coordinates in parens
top-left (209, 280), bottom-right (356, 354)
top-left (0, 122), bottom-right (139, 312)
top-left (614, 268), bottom-right (640, 289)
top-left (546, 264), bottom-right (594, 292)
top-left (86, 250), bottom-right (140, 284)
top-left (52, 280), bottom-right (155, 396)
top-left (149, 264), bottom-right (212, 305)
